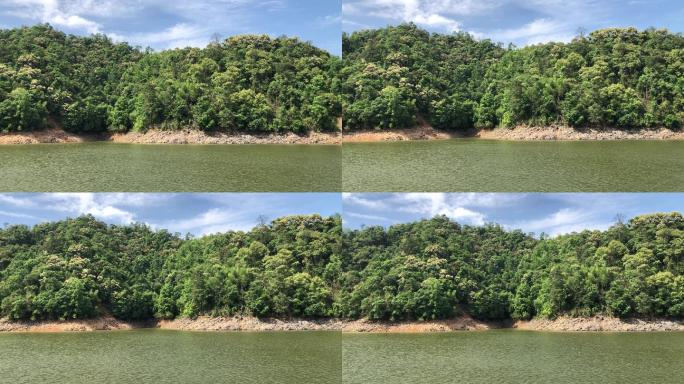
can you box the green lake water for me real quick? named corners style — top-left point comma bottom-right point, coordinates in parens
top-left (1, 330), bottom-right (682, 383)
top-left (0, 143), bottom-right (341, 192)
top-left (343, 331), bottom-right (684, 384)
top-left (0, 330), bottom-right (341, 384)
top-left (343, 140), bottom-right (684, 191)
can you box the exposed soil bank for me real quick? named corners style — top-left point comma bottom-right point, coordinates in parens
top-left (0, 128), bottom-right (341, 145)
top-left (109, 129), bottom-right (340, 145)
top-left (341, 316), bottom-right (494, 333)
top-left (0, 316), bottom-right (149, 332)
top-left (158, 316), bottom-right (342, 331)
top-left (513, 316), bottom-right (684, 332)
top-left (344, 316), bottom-right (684, 333)
top-left (343, 126), bottom-right (463, 142)
top-left (3, 316), bottom-right (682, 333)
top-left (478, 125), bottom-right (684, 141)
top-left (343, 125), bottom-right (684, 142)
top-left (0, 316), bottom-right (342, 333)
top-left (0, 129), bottom-right (100, 144)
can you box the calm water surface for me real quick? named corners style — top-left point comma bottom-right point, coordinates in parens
top-left (343, 330), bottom-right (684, 384)
top-left (0, 143), bottom-right (341, 192)
top-left (343, 139), bottom-right (684, 191)
top-left (0, 330), bottom-right (341, 384)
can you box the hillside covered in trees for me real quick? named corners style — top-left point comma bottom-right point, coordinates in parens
top-left (341, 212), bottom-right (683, 321)
top-left (342, 24), bottom-right (684, 131)
top-left (0, 25), bottom-right (341, 134)
top-left (1, 212), bottom-right (682, 323)
top-left (0, 214), bottom-right (341, 321)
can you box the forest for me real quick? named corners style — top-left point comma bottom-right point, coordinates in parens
top-left (341, 24), bottom-right (684, 131)
top-left (341, 212), bottom-right (684, 321)
top-left (0, 214), bottom-right (341, 321)
top-left (0, 212), bottom-right (682, 322)
top-left (0, 25), bottom-right (341, 134)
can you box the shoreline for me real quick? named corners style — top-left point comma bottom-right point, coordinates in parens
top-left (2, 316), bottom-right (682, 334)
top-left (3, 126), bottom-right (682, 144)
top-left (0, 128), bottom-right (341, 145)
top-left (343, 125), bottom-right (684, 142)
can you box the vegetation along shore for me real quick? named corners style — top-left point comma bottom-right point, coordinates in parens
top-left (0, 212), bottom-right (682, 332)
top-left (0, 25), bottom-right (341, 136)
top-left (342, 25), bottom-right (684, 135)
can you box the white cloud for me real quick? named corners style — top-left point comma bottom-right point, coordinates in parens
top-left (346, 211), bottom-right (390, 222)
top-left (0, 194), bottom-right (37, 208)
top-left (43, 193), bottom-right (137, 223)
top-left (0, 193), bottom-right (138, 224)
top-left (1, 0), bottom-right (295, 49)
top-left (342, 193), bottom-right (387, 210)
top-left (511, 207), bottom-right (613, 236)
top-left (5, 0), bottom-right (104, 34)
top-left (0, 193), bottom-right (336, 237)
top-left (109, 23), bottom-right (208, 49)
top-left (345, 0), bottom-right (611, 45)
top-left (395, 193), bottom-right (486, 225)
top-left (0, 210), bottom-right (46, 221)
top-left (489, 19), bottom-right (574, 44)
top-left (342, 193), bottom-right (524, 226)
top-left (343, 0), bottom-right (467, 32)
top-left (154, 208), bottom-right (253, 236)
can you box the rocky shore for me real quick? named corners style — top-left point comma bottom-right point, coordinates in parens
top-left (109, 129), bottom-right (340, 144)
top-left (0, 128), bottom-right (340, 145)
top-left (340, 317), bottom-right (494, 333)
top-left (513, 316), bottom-right (684, 332)
top-left (2, 316), bottom-right (682, 333)
top-left (0, 316), bottom-right (149, 332)
top-left (0, 316), bottom-right (342, 333)
top-left (343, 126), bottom-right (462, 142)
top-left (478, 125), bottom-right (684, 141)
top-left (157, 316), bottom-right (343, 332)
top-left (0, 129), bottom-right (100, 144)
top-left (342, 125), bottom-right (684, 142)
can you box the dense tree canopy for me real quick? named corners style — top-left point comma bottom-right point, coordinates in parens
top-left (341, 213), bottom-right (684, 321)
top-left (1, 212), bottom-right (681, 322)
top-left (0, 25), bottom-right (341, 134)
top-left (0, 214), bottom-right (341, 321)
top-left (342, 24), bottom-right (684, 130)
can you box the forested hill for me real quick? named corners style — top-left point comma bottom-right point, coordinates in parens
top-left (341, 212), bottom-right (684, 321)
top-left (0, 214), bottom-right (342, 321)
top-left (342, 24), bottom-right (684, 131)
top-left (0, 24), bottom-right (341, 134)
top-left (1, 212), bottom-right (682, 323)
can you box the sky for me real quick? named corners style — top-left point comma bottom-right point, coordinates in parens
top-left (0, 0), bottom-right (342, 55)
top-left (343, 0), bottom-right (684, 46)
top-left (342, 193), bottom-right (684, 236)
top-left (1, 192), bottom-right (682, 238)
top-left (0, 193), bottom-right (341, 237)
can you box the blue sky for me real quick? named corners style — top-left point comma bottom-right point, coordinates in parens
top-left (343, 193), bottom-right (684, 236)
top-left (343, 0), bottom-right (684, 46)
top-left (0, 0), bottom-right (342, 55)
top-left (0, 193), bottom-right (341, 236)
top-left (1, 193), bottom-right (681, 237)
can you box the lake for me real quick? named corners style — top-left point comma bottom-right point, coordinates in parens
top-left (1, 330), bottom-right (682, 383)
top-left (343, 330), bottom-right (684, 384)
top-left (343, 140), bottom-right (684, 191)
top-left (0, 330), bottom-right (341, 384)
top-left (0, 143), bottom-right (341, 192)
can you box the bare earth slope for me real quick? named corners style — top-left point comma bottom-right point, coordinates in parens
top-left (0, 129), bottom-right (341, 145)
top-left (343, 125), bottom-right (684, 142)
top-left (3, 316), bottom-right (682, 333)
